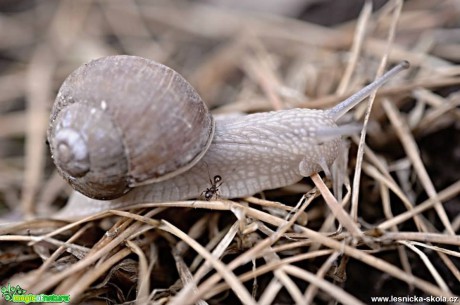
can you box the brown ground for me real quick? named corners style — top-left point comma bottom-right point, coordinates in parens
top-left (0, 1), bottom-right (459, 304)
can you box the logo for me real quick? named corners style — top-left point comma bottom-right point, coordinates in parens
top-left (1, 283), bottom-right (70, 304)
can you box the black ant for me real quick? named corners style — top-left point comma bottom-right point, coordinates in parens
top-left (202, 175), bottom-right (222, 201)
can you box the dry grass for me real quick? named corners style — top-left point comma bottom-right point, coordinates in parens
top-left (1, 0), bottom-right (460, 304)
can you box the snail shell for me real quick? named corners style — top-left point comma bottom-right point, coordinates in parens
top-left (48, 55), bottom-right (214, 199)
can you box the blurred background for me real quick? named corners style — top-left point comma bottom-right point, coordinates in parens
top-left (1, 0), bottom-right (460, 303)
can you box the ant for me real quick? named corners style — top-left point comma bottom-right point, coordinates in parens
top-left (197, 162), bottom-right (223, 201)
top-left (202, 175), bottom-right (223, 201)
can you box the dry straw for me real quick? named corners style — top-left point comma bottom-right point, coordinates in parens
top-left (1, 0), bottom-right (459, 304)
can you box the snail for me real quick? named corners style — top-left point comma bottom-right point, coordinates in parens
top-left (48, 55), bottom-right (409, 217)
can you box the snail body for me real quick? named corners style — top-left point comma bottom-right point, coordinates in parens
top-left (48, 56), bottom-right (409, 217)
top-left (105, 107), bottom-right (340, 201)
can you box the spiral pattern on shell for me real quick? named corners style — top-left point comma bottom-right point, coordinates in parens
top-left (48, 55), bottom-right (214, 200)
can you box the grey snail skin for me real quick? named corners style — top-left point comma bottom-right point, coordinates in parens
top-left (47, 55), bottom-right (409, 218)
